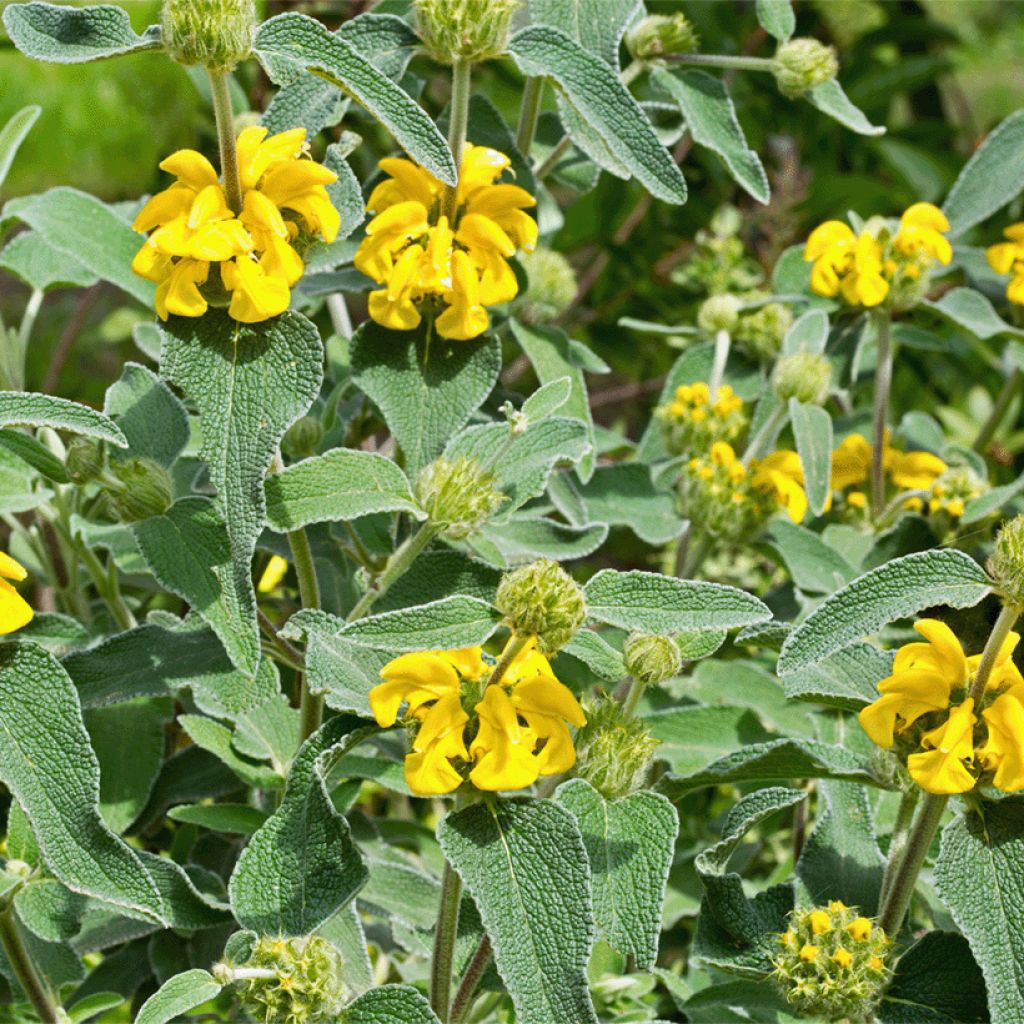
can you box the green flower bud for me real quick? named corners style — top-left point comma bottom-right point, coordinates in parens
top-left (515, 247), bottom-right (577, 325)
top-left (3, 858), bottom-right (32, 879)
top-left (773, 37), bottom-right (839, 99)
top-left (772, 352), bottom-right (833, 406)
top-left (698, 293), bottom-right (742, 334)
top-left (106, 457), bottom-right (173, 522)
top-left (414, 0), bottom-right (519, 64)
top-left (218, 934), bottom-right (346, 1024)
top-left (281, 416), bottom-right (324, 460)
top-left (575, 696), bottom-right (660, 799)
top-left (734, 301), bottom-right (793, 361)
top-left (990, 514), bottom-right (1024, 609)
top-left (65, 437), bottom-right (105, 484)
top-left (625, 13), bottom-right (699, 61)
top-left (495, 558), bottom-right (586, 654)
top-left (415, 456), bottom-right (506, 539)
top-left (623, 632), bottom-right (682, 686)
top-left (161, 0), bottom-right (256, 72)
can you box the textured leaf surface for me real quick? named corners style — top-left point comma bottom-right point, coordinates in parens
top-left (0, 230), bottom-right (97, 292)
top-left (439, 799), bottom-right (598, 1024)
top-left (529, 0), bottom-right (642, 68)
top-left (783, 308), bottom-right (830, 355)
top-left (0, 643), bottom-right (162, 921)
top-left (573, 463), bottom-right (680, 544)
top-left (755, 0), bottom-right (795, 41)
top-left (766, 519), bottom-right (856, 594)
top-left (3, 3), bottom-right (162, 62)
top-left (351, 322), bottom-right (501, 476)
top-left (926, 286), bottom-right (1023, 341)
top-left (229, 716), bottom-right (370, 935)
top-left (341, 985), bottom-right (441, 1024)
top-left (135, 970), bottom-right (222, 1024)
top-left (103, 362), bottom-right (188, 467)
top-left (807, 78), bottom-right (885, 136)
top-left (790, 399), bottom-right (832, 516)
top-left (561, 629), bottom-right (625, 682)
top-left (936, 799), bottom-right (1024, 1024)
top-left (477, 517), bottom-right (607, 566)
top-left (647, 706), bottom-right (772, 778)
top-left (508, 26), bottom-right (686, 204)
top-left (334, 596), bottom-right (501, 652)
top-left (584, 569), bottom-right (770, 632)
top-left (558, 780), bottom-right (678, 969)
top-left (266, 449), bottom-right (421, 530)
top-left (780, 642), bottom-right (892, 712)
top-left (0, 391), bottom-right (126, 446)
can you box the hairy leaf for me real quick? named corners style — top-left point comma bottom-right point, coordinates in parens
top-left (3, 3), bottom-right (162, 63)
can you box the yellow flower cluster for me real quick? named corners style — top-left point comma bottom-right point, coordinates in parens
top-left (859, 619), bottom-right (1024, 794)
top-left (368, 636), bottom-right (585, 796)
top-left (355, 144), bottom-right (537, 340)
top-left (0, 552), bottom-right (32, 636)
top-left (830, 432), bottom-right (950, 511)
top-left (658, 382), bottom-right (747, 456)
top-left (132, 126), bottom-right (340, 323)
top-left (804, 202), bottom-right (952, 307)
top-left (986, 223), bottom-right (1024, 305)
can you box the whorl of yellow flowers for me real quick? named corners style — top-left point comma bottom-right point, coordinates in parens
top-left (986, 223), bottom-right (1024, 305)
top-left (368, 635), bottom-right (585, 796)
top-left (804, 202), bottom-right (951, 308)
top-left (859, 619), bottom-right (1024, 795)
top-left (0, 552), bottom-right (33, 636)
top-left (132, 126), bottom-right (340, 323)
top-left (354, 144), bottom-right (537, 341)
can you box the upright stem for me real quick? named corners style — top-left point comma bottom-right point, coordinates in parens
top-left (968, 603), bottom-right (1021, 705)
top-left (870, 312), bottom-right (894, 519)
top-left (974, 367), bottom-right (1022, 454)
top-left (346, 523), bottom-right (437, 624)
top-left (709, 328), bottom-right (731, 400)
top-left (742, 404), bottom-right (788, 466)
top-left (288, 525), bottom-right (323, 741)
top-left (431, 860), bottom-right (464, 1021)
top-left (515, 77), bottom-right (544, 158)
top-left (680, 531), bottom-right (713, 580)
top-left (208, 69), bottom-right (242, 213)
top-left (443, 58), bottom-right (472, 221)
top-left (621, 676), bottom-right (645, 719)
top-left (877, 786), bottom-right (920, 911)
top-left (534, 135), bottom-right (572, 180)
top-left (13, 289), bottom-right (43, 389)
top-left (450, 935), bottom-right (492, 1024)
top-left (0, 904), bottom-right (57, 1023)
top-left (78, 543), bottom-right (135, 632)
top-left (487, 633), bottom-right (529, 687)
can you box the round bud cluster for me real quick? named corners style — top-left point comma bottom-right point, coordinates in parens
top-left (991, 514), bottom-right (1024, 609)
top-left (772, 902), bottom-right (890, 1022)
top-left (772, 352), bottom-right (833, 406)
top-left (575, 696), bottom-right (661, 799)
top-left (733, 301), bottom-right (794, 362)
top-left (281, 416), bottom-right (324, 460)
top-left (516, 247), bottom-right (578, 325)
top-left (414, 0), bottom-right (519, 64)
top-left (658, 382), bottom-right (748, 458)
top-left (107, 457), bottom-right (174, 522)
top-left (416, 456), bottom-right (506, 540)
top-left (161, 0), bottom-right (256, 72)
top-left (623, 632), bottom-right (682, 686)
top-left (681, 442), bottom-right (777, 541)
top-left (923, 465), bottom-right (985, 522)
top-left (625, 13), bottom-right (699, 62)
top-left (697, 293), bottom-right (742, 334)
top-left (218, 934), bottom-right (346, 1024)
top-left (773, 37), bottom-right (840, 99)
top-left (65, 437), bottom-right (105, 485)
top-left (495, 558), bottom-right (586, 654)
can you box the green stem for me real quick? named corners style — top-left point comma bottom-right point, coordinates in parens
top-left (486, 632), bottom-right (529, 687)
top-left (534, 135), bottom-right (572, 179)
top-left (443, 58), bottom-right (472, 222)
top-left (431, 860), bottom-right (463, 1021)
top-left (680, 531), bottom-right (713, 580)
top-left (346, 523), bottom-right (437, 624)
top-left (13, 289), bottom-right (43, 389)
top-left (288, 525), bottom-right (323, 741)
top-left (0, 904), bottom-right (57, 1023)
top-left (870, 311), bottom-right (894, 520)
top-left (968, 602), bottom-right (1021, 704)
top-left (515, 76), bottom-right (544, 158)
top-left (673, 523), bottom-right (691, 578)
top-left (742, 403), bottom-right (788, 465)
top-left (877, 786), bottom-right (920, 911)
top-left (77, 542), bottom-right (134, 632)
top-left (667, 53), bottom-right (777, 71)
top-left (207, 69), bottom-right (242, 213)
top-left (450, 935), bottom-right (492, 1024)
top-left (974, 367), bottom-right (1022, 454)
top-left (621, 676), bottom-right (645, 719)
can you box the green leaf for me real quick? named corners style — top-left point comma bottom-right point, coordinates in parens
top-left (438, 799), bottom-right (598, 1024)
top-left (133, 498), bottom-right (260, 675)
top-left (341, 986), bottom-right (441, 1024)
top-left (135, 969), bottom-right (222, 1024)
top-left (65, 992), bottom-right (127, 1024)
top-left (317, 902), bottom-right (374, 997)
top-left (935, 799), bottom-right (1024, 1023)
top-left (0, 643), bottom-right (162, 922)
top-left (944, 110), bottom-right (1024, 237)
top-left (229, 716), bottom-right (370, 936)
top-left (806, 78), bottom-right (885, 137)
top-left (476, 517), bottom-right (607, 566)
top-left (557, 779), bottom-right (678, 969)
top-left (350, 322), bottom-right (501, 477)
top-left (584, 569), bottom-right (770, 633)
top-left (255, 12), bottom-right (456, 185)
top-left (14, 879), bottom-right (87, 942)
top-left (782, 309), bottom-right (829, 355)
top-left (336, 596), bottom-right (501, 652)
top-left (2, 3), bottom-right (162, 63)
top-left (232, 693), bottom-right (300, 776)
top-left (755, 0), bottom-right (795, 41)
top-left (926, 286), bottom-right (1023, 341)
top-left (789, 399), bottom-right (832, 516)
top-left (646, 706), bottom-right (772, 778)
top-left (777, 550), bottom-right (991, 675)
top-left (766, 520), bottom-right (856, 594)
top-left (179, 714), bottom-right (281, 790)
top-left (4, 188), bottom-right (152, 304)
top-left (0, 391), bottom-right (126, 446)
top-left (373, 549), bottom-right (500, 613)
top-left (522, 377), bottom-right (573, 423)
top-left (507, 26), bottom-right (686, 204)
top-left (572, 464), bottom-right (681, 544)
top-left (0, 106), bottom-right (40, 192)
top-left (528, 0), bottom-right (640, 67)
top-left (651, 69), bottom-right (769, 203)
top-left (962, 472), bottom-right (1024, 525)
top-left (780, 642), bottom-right (892, 712)
top-left (167, 803), bottom-right (269, 835)
top-left (0, 429), bottom-right (68, 483)
top-left (103, 362), bottom-right (188, 467)
top-left (0, 231), bottom-right (97, 293)
top-left (266, 449), bottom-right (421, 531)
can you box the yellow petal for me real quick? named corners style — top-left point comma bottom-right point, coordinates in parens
top-left (222, 256), bottom-right (290, 323)
top-left (979, 693), bottom-right (1024, 792)
top-left (0, 578), bottom-right (33, 636)
top-left (131, 241), bottom-right (174, 284)
top-left (369, 288), bottom-right (422, 331)
top-left (987, 241), bottom-right (1022, 275)
top-left (155, 258), bottom-right (209, 320)
top-left (458, 145), bottom-right (511, 200)
top-left (456, 213), bottom-right (515, 258)
top-left (888, 450), bottom-right (947, 490)
top-left (257, 554), bottom-right (288, 594)
top-left (187, 218), bottom-right (254, 262)
top-left (159, 149), bottom-right (219, 190)
top-left (804, 220), bottom-right (855, 261)
top-left (469, 686), bottom-right (540, 792)
top-left (900, 202), bottom-right (949, 233)
top-left (0, 552), bottom-right (28, 583)
top-left (133, 185), bottom-right (195, 234)
top-left (907, 699), bottom-right (977, 795)
top-left (376, 157), bottom-right (442, 209)
top-left (912, 619), bottom-right (968, 685)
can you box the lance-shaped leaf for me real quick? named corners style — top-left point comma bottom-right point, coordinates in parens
top-left (229, 716), bottom-right (371, 935)
top-left (584, 569), bottom-right (770, 633)
top-left (0, 106), bottom-right (40, 191)
top-left (777, 549), bottom-right (991, 675)
top-left (254, 12), bottom-right (455, 185)
top-left (926, 287), bottom-right (1024, 341)
top-left (333, 596), bottom-right (501, 653)
top-left (790, 399), bottom-right (832, 516)
top-left (135, 970), bottom-right (222, 1024)
top-left (0, 391), bottom-right (126, 446)
top-left (507, 26), bottom-right (686, 204)
top-left (341, 986), bottom-right (441, 1024)
top-left (0, 643), bottom-right (163, 922)
top-left (439, 799), bottom-right (599, 1024)
top-left (265, 449), bottom-right (421, 531)
top-left (572, 463), bottom-right (681, 545)
top-left (806, 79), bottom-right (885, 137)
top-left (755, 0), bottom-right (795, 41)
top-left (3, 3), bottom-right (162, 63)
top-left (783, 308), bottom-right (830, 355)
top-left (475, 517), bottom-right (607, 567)
top-left (557, 780), bottom-right (678, 970)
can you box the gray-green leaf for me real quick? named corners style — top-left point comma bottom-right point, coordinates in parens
top-left (790, 398), bottom-right (832, 516)
top-left (0, 106), bottom-right (41, 192)
top-left (806, 78), bottom-right (885, 137)
top-left (3, 3), bottom-right (162, 63)
top-left (135, 969), bottom-right (222, 1024)
top-left (0, 391), bottom-right (126, 446)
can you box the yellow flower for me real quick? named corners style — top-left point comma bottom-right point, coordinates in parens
top-left (831, 948), bottom-right (853, 969)
top-left (257, 555), bottom-right (288, 594)
top-left (907, 698), bottom-right (977, 795)
top-left (885, 448), bottom-right (947, 491)
top-left (0, 552), bottom-right (33, 636)
top-left (356, 143), bottom-right (536, 340)
top-left (809, 910), bottom-right (832, 935)
top-left (752, 450), bottom-right (809, 523)
top-left (986, 223), bottom-right (1024, 306)
top-left (799, 945), bottom-right (818, 963)
top-left (892, 203), bottom-right (952, 264)
top-left (847, 917), bottom-right (873, 942)
top-left (830, 433), bottom-right (871, 491)
top-left (978, 691), bottom-right (1024, 792)
top-left (132, 126), bottom-right (338, 324)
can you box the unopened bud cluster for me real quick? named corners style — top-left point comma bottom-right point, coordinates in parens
top-left (991, 514), bottom-right (1024, 609)
top-left (414, 0), bottom-right (518, 64)
top-left (65, 437), bottom-right (105, 484)
top-left (773, 38), bottom-right (839, 98)
top-left (733, 300), bottom-right (794, 361)
top-left (681, 442), bottom-right (776, 540)
top-left (495, 558), bottom-right (585, 654)
top-left (516, 247), bottom-right (577, 325)
top-left (281, 416), bottom-right (324, 460)
top-left (772, 902), bottom-right (890, 1022)
top-left (658, 382), bottom-right (748, 457)
top-left (772, 352), bottom-right (832, 406)
top-left (623, 632), bottom-right (681, 686)
top-left (416, 456), bottom-right (506, 539)
top-left (575, 696), bottom-right (660, 799)
top-left (698, 293), bottom-right (742, 334)
top-left (625, 13), bottom-right (699, 62)
top-left (106, 457), bottom-right (174, 522)
top-left (161, 0), bottom-right (256, 71)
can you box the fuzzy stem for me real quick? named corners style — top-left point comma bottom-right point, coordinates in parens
top-left (346, 523), bottom-right (438, 624)
top-left (288, 525), bottom-right (323, 742)
top-left (208, 69), bottom-right (242, 213)
top-left (0, 904), bottom-right (57, 1023)
top-left (13, 289), bottom-right (43, 389)
top-left (487, 633), bottom-right (530, 687)
top-left (968, 603), bottom-right (1021, 704)
top-left (708, 328), bottom-right (731, 400)
top-left (870, 312), bottom-right (894, 519)
top-left (742, 404), bottom-right (788, 466)
top-left (621, 676), bottom-right (645, 720)
top-left (515, 76), bottom-right (544, 158)
top-left (443, 58), bottom-right (472, 221)
top-left (450, 935), bottom-right (492, 1024)
top-left (431, 860), bottom-right (464, 1021)
top-left (534, 135), bottom-right (572, 179)
top-left (877, 786), bottom-right (920, 911)
top-left (667, 53), bottom-right (777, 71)
top-left (974, 367), bottom-right (1022, 454)
top-left (78, 541), bottom-right (135, 632)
